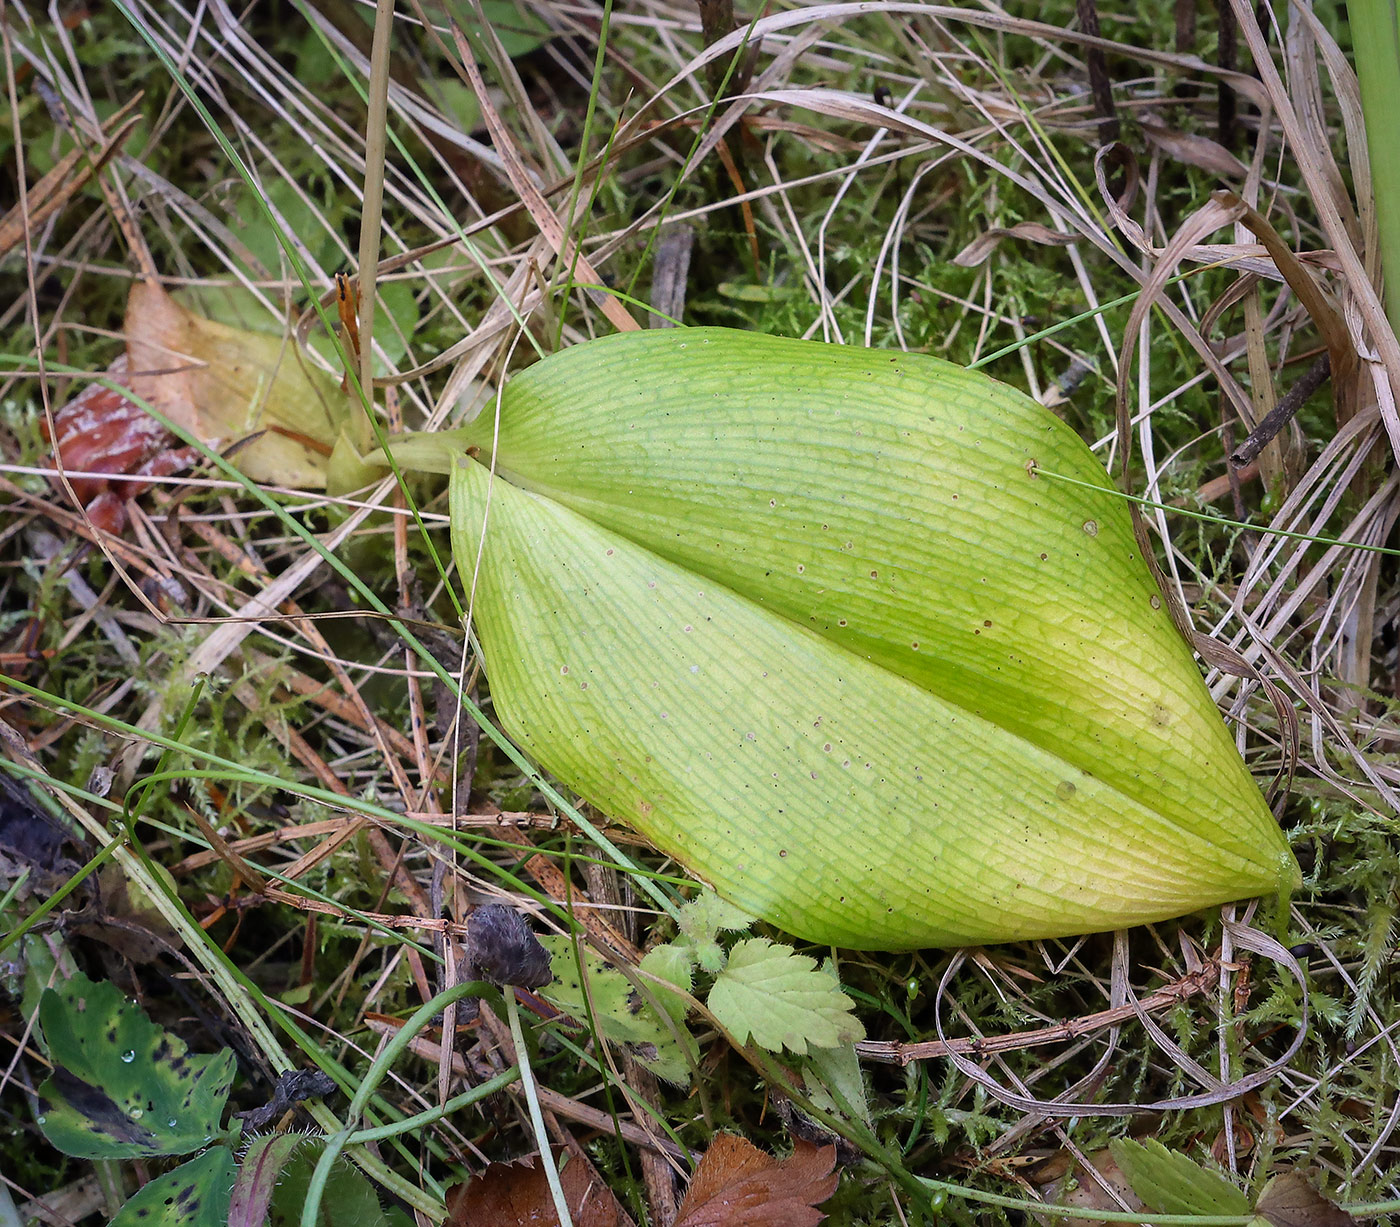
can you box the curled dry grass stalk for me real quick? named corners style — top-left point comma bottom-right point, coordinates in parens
top-left (2, 0), bottom-right (1400, 1223)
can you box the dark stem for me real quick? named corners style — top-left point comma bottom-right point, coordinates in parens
top-left (1076, 0), bottom-right (1120, 143)
top-left (697, 0), bottom-right (738, 98)
top-left (1173, 0), bottom-right (1198, 97)
top-left (1216, 0), bottom-right (1237, 147)
top-left (1229, 353), bottom-right (1331, 468)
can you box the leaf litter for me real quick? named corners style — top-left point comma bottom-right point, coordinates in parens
top-left (3, 1), bottom-right (1400, 1225)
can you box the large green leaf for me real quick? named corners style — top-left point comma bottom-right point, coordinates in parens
top-left (37, 972), bottom-right (235, 1159)
top-left (441, 329), bottom-right (1298, 950)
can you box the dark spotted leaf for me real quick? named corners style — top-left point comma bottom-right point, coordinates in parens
top-left (37, 972), bottom-right (235, 1159)
top-left (108, 1147), bottom-right (237, 1227)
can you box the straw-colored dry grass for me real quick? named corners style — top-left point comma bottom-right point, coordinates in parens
top-left (2, 1), bottom-right (1397, 1223)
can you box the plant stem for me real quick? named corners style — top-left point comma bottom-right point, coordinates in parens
top-left (919, 1180), bottom-right (1252, 1224)
top-left (347, 1066), bottom-right (519, 1144)
top-left (299, 979), bottom-right (493, 1227)
top-left (506, 991), bottom-right (574, 1227)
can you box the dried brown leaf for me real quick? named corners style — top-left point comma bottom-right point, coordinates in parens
top-left (953, 222), bottom-right (1076, 268)
top-left (673, 1135), bottom-right (837, 1227)
top-left (446, 1154), bottom-right (622, 1227)
top-left (43, 354), bottom-right (198, 533)
top-left (1032, 1148), bottom-right (1142, 1226)
top-left (448, 24), bottom-right (639, 336)
top-left (125, 281), bottom-right (350, 489)
top-left (1253, 1172), bottom-right (1356, 1227)
top-left (1138, 117), bottom-right (1247, 179)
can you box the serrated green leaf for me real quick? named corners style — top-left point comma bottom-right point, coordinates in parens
top-left (803, 1040), bottom-right (872, 1128)
top-left (638, 944), bottom-right (694, 1023)
top-left (677, 892), bottom-right (756, 945)
top-left (1109, 1138), bottom-right (1252, 1217)
top-left (538, 935), bottom-right (697, 1085)
top-left (37, 973), bottom-right (235, 1160)
top-left (707, 938), bottom-right (864, 1055)
top-left (109, 1147), bottom-right (237, 1227)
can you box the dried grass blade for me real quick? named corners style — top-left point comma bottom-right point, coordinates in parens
top-left (929, 922), bottom-right (1307, 1116)
top-left (181, 800), bottom-right (269, 894)
top-left (1225, 0), bottom-right (1400, 402)
top-left (1218, 190), bottom-right (1361, 424)
top-left (645, 3), bottom-right (1274, 119)
top-left (1114, 192), bottom-right (1256, 480)
top-left (953, 222), bottom-right (1077, 269)
top-left (0, 108), bottom-right (141, 259)
top-left (449, 24), bottom-right (638, 334)
top-left (1291, 4), bottom-right (1374, 271)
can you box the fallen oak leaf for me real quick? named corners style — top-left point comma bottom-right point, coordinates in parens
top-left (673, 1134), bottom-right (837, 1227)
top-left (446, 1153), bottom-right (622, 1227)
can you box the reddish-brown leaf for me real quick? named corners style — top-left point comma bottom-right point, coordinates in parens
top-left (673, 1135), bottom-right (838, 1227)
top-left (1254, 1172), bottom-right (1356, 1227)
top-left (446, 1154), bottom-right (622, 1227)
top-left (41, 353), bottom-right (199, 532)
top-left (44, 355), bottom-right (178, 498)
